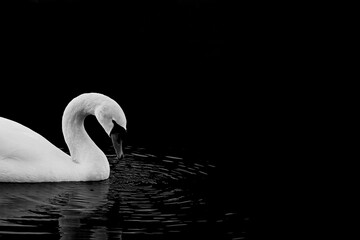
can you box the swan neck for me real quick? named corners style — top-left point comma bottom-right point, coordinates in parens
top-left (62, 95), bottom-right (103, 163)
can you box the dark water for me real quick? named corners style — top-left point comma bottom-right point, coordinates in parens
top-left (0, 146), bottom-right (249, 240)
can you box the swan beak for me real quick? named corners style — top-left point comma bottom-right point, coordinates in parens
top-left (110, 132), bottom-right (124, 160)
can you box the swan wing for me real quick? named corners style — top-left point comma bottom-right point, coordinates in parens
top-left (0, 117), bottom-right (72, 182)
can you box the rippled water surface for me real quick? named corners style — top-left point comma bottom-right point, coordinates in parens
top-left (0, 146), bottom-right (248, 240)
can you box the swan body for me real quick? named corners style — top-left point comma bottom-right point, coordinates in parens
top-left (0, 93), bottom-right (127, 182)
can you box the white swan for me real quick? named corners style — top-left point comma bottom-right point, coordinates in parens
top-left (0, 93), bottom-right (127, 182)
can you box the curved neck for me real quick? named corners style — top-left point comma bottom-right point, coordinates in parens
top-left (61, 94), bottom-right (106, 165)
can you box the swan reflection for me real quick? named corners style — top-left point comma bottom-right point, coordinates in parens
top-left (0, 181), bottom-right (116, 239)
top-left (0, 151), bottom-right (244, 239)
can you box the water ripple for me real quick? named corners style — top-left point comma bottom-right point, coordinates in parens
top-left (0, 146), bottom-right (247, 240)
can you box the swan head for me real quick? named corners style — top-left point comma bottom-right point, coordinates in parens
top-left (94, 99), bottom-right (127, 160)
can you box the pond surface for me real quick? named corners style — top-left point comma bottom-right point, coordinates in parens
top-left (0, 146), bottom-right (248, 240)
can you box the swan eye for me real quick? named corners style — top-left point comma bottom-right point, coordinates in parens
top-left (110, 120), bottom-right (126, 141)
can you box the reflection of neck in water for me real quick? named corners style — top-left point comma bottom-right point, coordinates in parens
top-left (0, 181), bottom-right (110, 238)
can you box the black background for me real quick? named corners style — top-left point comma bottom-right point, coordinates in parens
top-left (0, 0), bottom-right (285, 229)
top-left (1, 0), bottom-right (232, 149)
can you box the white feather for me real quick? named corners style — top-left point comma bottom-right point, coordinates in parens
top-left (0, 93), bottom-right (126, 182)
